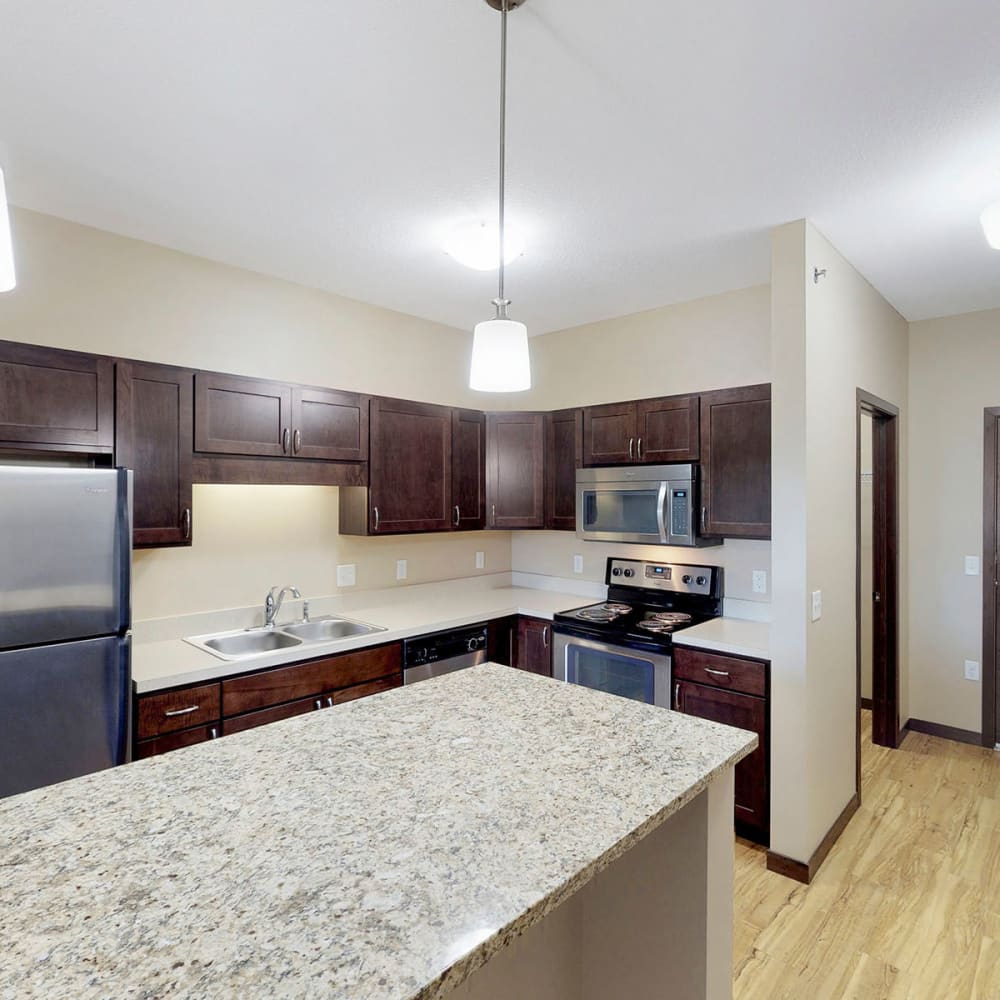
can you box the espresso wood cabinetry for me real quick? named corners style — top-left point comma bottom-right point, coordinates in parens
top-left (582, 394), bottom-right (699, 467)
top-left (545, 409), bottom-right (582, 531)
top-left (0, 341), bottom-right (114, 453)
top-left (486, 412), bottom-right (545, 529)
top-left (488, 615), bottom-right (518, 667)
top-left (673, 645), bottom-right (769, 844)
top-left (290, 387), bottom-right (368, 462)
top-left (700, 384), bottom-right (771, 539)
top-left (514, 617), bottom-right (553, 676)
top-left (452, 409), bottom-right (486, 530)
top-left (116, 361), bottom-right (193, 548)
top-left (135, 681), bottom-right (222, 759)
top-left (194, 372), bottom-right (292, 457)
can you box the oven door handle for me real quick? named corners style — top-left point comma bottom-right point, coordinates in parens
top-left (656, 481), bottom-right (669, 544)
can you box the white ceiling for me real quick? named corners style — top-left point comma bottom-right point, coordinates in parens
top-left (1, 0), bottom-right (999, 334)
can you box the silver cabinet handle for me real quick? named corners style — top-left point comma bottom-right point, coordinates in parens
top-left (282, 428), bottom-right (290, 453)
top-left (628, 437), bottom-right (634, 461)
top-left (700, 506), bottom-right (708, 533)
top-left (637, 437), bottom-right (643, 461)
top-left (373, 506), bottom-right (380, 532)
top-left (209, 727), bottom-right (219, 740)
top-left (674, 682), bottom-right (681, 709)
top-left (182, 508), bottom-right (192, 540)
top-left (314, 699), bottom-right (323, 710)
top-left (454, 505), bottom-right (461, 528)
top-left (326, 696), bottom-right (334, 708)
top-left (293, 428), bottom-right (302, 454)
top-left (705, 668), bottom-right (731, 678)
top-left (491, 503), bottom-right (497, 527)
top-left (542, 626), bottom-right (549, 647)
top-left (164, 705), bottom-right (199, 717)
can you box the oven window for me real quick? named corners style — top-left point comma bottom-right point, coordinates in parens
top-left (581, 489), bottom-right (660, 536)
top-left (566, 644), bottom-right (655, 705)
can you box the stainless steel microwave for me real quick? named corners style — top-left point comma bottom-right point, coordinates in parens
top-left (575, 464), bottom-right (721, 547)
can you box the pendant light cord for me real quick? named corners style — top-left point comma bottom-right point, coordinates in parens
top-left (496, 0), bottom-right (509, 316)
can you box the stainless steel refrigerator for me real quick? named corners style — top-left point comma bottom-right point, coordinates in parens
top-left (0, 466), bottom-right (132, 799)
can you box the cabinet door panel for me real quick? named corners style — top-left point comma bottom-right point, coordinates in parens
top-left (194, 372), bottom-right (292, 457)
top-left (545, 409), bottom-right (582, 531)
top-left (700, 385), bottom-right (771, 538)
top-left (136, 724), bottom-right (219, 759)
top-left (515, 617), bottom-right (552, 676)
top-left (116, 362), bottom-right (193, 547)
top-left (582, 402), bottom-right (635, 466)
top-left (452, 409), bottom-right (486, 531)
top-left (0, 341), bottom-right (113, 451)
top-left (488, 616), bottom-right (518, 667)
top-left (292, 387), bottom-right (368, 462)
top-left (675, 680), bottom-right (768, 835)
top-left (487, 412), bottom-right (544, 529)
top-left (332, 674), bottom-right (402, 705)
top-left (635, 396), bottom-right (699, 463)
top-left (370, 398), bottom-right (452, 533)
top-left (223, 696), bottom-right (320, 735)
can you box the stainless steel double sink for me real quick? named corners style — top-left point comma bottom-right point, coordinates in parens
top-left (186, 616), bottom-right (386, 662)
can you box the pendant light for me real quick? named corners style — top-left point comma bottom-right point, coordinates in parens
top-left (469, 0), bottom-right (531, 393)
top-left (0, 166), bottom-right (15, 293)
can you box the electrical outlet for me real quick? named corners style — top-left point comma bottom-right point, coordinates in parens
top-left (965, 556), bottom-right (981, 576)
top-left (396, 559), bottom-right (407, 581)
top-left (752, 570), bottom-right (768, 594)
top-left (573, 554), bottom-right (584, 574)
top-left (811, 590), bottom-right (822, 622)
top-left (965, 659), bottom-right (980, 681)
top-left (336, 564), bottom-right (356, 587)
top-left (475, 551), bottom-right (485, 570)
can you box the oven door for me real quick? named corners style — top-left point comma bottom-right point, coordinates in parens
top-left (576, 479), bottom-right (669, 545)
top-left (552, 632), bottom-right (672, 709)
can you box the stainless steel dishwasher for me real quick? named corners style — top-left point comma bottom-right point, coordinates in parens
top-left (402, 623), bottom-right (489, 685)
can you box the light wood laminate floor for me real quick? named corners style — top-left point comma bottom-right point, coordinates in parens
top-left (734, 712), bottom-right (1000, 1000)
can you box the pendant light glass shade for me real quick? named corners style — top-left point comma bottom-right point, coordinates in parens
top-left (470, 318), bottom-right (530, 392)
top-left (982, 201), bottom-right (1000, 250)
top-left (0, 167), bottom-right (15, 293)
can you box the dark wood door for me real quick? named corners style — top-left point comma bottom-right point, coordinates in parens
top-left (545, 409), bottom-right (582, 531)
top-left (515, 617), bottom-right (552, 676)
top-left (488, 615), bottom-right (518, 667)
top-left (370, 398), bottom-right (452, 533)
top-left (700, 384), bottom-right (771, 538)
top-left (452, 409), bottom-right (486, 531)
top-left (0, 341), bottom-right (114, 453)
top-left (116, 361), bottom-right (193, 547)
top-left (194, 372), bottom-right (293, 457)
top-left (486, 412), bottom-right (545, 529)
top-left (675, 680), bottom-right (768, 839)
top-left (290, 387), bottom-right (368, 462)
top-left (582, 402), bottom-right (636, 466)
top-left (635, 395), bottom-right (700, 463)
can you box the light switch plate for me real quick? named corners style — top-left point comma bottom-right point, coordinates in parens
top-left (573, 554), bottom-right (584, 574)
top-left (965, 556), bottom-right (980, 576)
top-left (752, 570), bottom-right (768, 594)
top-left (475, 551), bottom-right (485, 570)
top-left (336, 564), bottom-right (356, 587)
top-left (811, 590), bottom-right (823, 622)
top-left (965, 659), bottom-right (980, 681)
top-left (396, 559), bottom-right (407, 581)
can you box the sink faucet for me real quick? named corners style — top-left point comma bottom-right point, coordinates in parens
top-left (264, 585), bottom-right (301, 629)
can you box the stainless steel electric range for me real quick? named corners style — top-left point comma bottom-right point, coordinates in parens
top-left (552, 557), bottom-right (723, 708)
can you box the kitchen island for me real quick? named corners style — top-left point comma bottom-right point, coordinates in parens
top-left (0, 664), bottom-right (755, 999)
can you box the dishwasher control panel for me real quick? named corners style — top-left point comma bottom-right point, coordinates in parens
top-left (403, 623), bottom-right (488, 667)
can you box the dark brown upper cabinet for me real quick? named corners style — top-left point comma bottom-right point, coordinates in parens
top-left (116, 361), bottom-right (194, 548)
top-left (194, 372), bottom-right (292, 457)
top-left (452, 409), bottom-right (486, 531)
top-left (582, 394), bottom-right (699, 466)
top-left (545, 408), bottom-right (582, 531)
top-left (486, 412), bottom-right (545, 529)
top-left (367, 397), bottom-right (453, 534)
top-left (290, 387), bottom-right (368, 462)
top-left (0, 341), bottom-right (114, 453)
top-left (700, 384), bottom-right (771, 539)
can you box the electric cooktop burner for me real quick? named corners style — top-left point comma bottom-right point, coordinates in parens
top-left (576, 602), bottom-right (633, 622)
top-left (636, 612), bottom-right (693, 634)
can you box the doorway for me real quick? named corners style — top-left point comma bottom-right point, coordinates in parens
top-left (982, 408), bottom-right (1000, 749)
top-left (856, 391), bottom-right (900, 758)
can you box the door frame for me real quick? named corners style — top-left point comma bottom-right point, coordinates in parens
top-left (981, 408), bottom-right (1000, 748)
top-left (856, 390), bottom-right (901, 764)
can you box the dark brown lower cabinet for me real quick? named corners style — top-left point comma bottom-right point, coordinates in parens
top-left (136, 724), bottom-right (220, 759)
top-left (673, 646), bottom-right (769, 845)
top-left (488, 616), bottom-right (518, 667)
top-left (515, 617), bottom-right (553, 677)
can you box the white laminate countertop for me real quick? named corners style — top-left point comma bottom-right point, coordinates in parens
top-left (672, 617), bottom-right (771, 660)
top-left (0, 665), bottom-right (756, 1000)
top-left (133, 585), bottom-right (592, 694)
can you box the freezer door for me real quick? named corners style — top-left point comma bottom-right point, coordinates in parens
top-left (0, 467), bottom-right (131, 648)
top-left (0, 636), bottom-right (131, 799)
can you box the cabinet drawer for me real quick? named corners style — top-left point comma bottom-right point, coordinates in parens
top-left (672, 647), bottom-right (766, 697)
top-left (332, 674), bottom-right (402, 705)
top-left (136, 723), bottom-right (219, 759)
top-left (137, 683), bottom-right (221, 739)
top-left (223, 696), bottom-right (322, 735)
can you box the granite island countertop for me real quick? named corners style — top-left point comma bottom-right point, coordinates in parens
top-left (0, 664), bottom-right (756, 1000)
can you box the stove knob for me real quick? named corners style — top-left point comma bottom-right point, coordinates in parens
top-left (623, 568), bottom-right (634, 578)
top-left (611, 567), bottom-right (622, 577)
top-left (682, 575), bottom-right (693, 584)
top-left (696, 576), bottom-right (707, 586)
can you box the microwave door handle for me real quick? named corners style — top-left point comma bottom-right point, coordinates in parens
top-left (656, 481), bottom-right (669, 543)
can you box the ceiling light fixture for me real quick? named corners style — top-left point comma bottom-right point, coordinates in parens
top-left (444, 219), bottom-right (524, 271)
top-left (469, 0), bottom-right (530, 393)
top-left (0, 167), bottom-right (15, 292)
top-left (981, 201), bottom-right (1000, 250)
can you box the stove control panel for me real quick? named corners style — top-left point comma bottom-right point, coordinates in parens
top-left (607, 558), bottom-right (720, 597)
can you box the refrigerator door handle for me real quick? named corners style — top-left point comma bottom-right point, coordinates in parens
top-left (116, 469), bottom-right (133, 636)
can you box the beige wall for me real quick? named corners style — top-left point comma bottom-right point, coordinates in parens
top-left (908, 308), bottom-right (1000, 734)
top-left (770, 221), bottom-right (909, 864)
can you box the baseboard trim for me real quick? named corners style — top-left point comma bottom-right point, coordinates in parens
top-left (903, 717), bottom-right (982, 746)
top-left (860, 696), bottom-right (873, 711)
top-left (765, 792), bottom-right (860, 885)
